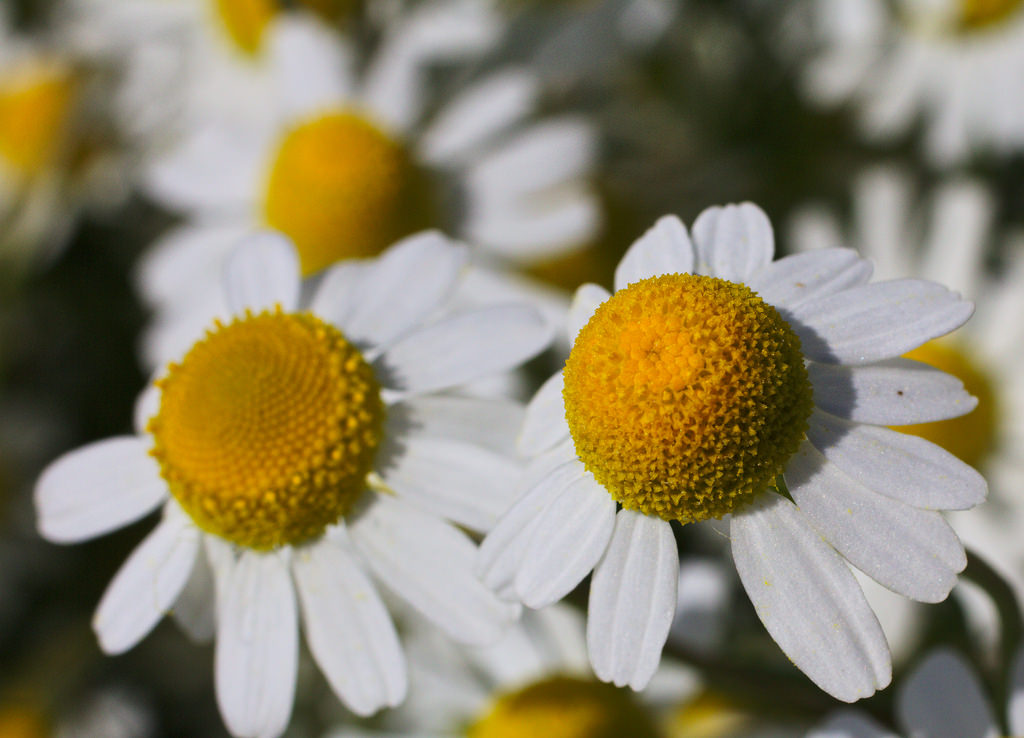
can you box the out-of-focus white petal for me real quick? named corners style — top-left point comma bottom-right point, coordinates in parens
top-left (897, 649), bottom-right (997, 738)
top-left (215, 550), bottom-right (298, 738)
top-left (35, 437), bottom-right (166, 543)
top-left (223, 231), bottom-right (300, 315)
top-left (93, 505), bottom-right (199, 654)
top-left (292, 538), bottom-right (406, 716)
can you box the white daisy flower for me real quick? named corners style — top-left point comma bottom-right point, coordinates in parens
top-left (131, 4), bottom-right (597, 367)
top-left (35, 230), bottom-right (552, 738)
top-left (798, 0), bottom-right (1024, 165)
top-left (789, 167), bottom-right (1024, 611)
top-left (479, 203), bottom-right (986, 702)
top-left (811, 646), bottom-right (1024, 737)
top-left (62, 0), bottom-right (343, 141)
top-left (325, 604), bottom-right (696, 738)
top-left (0, 12), bottom-right (83, 268)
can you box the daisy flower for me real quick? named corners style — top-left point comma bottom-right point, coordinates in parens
top-left (789, 167), bottom-right (1024, 602)
top-left (132, 4), bottom-right (597, 367)
top-left (479, 204), bottom-right (986, 702)
top-left (798, 0), bottom-right (1024, 165)
top-left (35, 231), bottom-right (551, 738)
top-left (325, 604), bottom-right (696, 738)
top-left (811, 646), bottom-right (1024, 737)
top-left (0, 13), bottom-right (82, 268)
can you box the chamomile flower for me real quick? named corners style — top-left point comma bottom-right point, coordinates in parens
top-left (479, 204), bottom-right (986, 702)
top-left (35, 231), bottom-right (551, 738)
top-left (0, 14), bottom-right (81, 267)
top-left (326, 604), bottom-right (694, 738)
top-left (812, 646), bottom-right (1024, 737)
top-left (799, 0), bottom-right (1024, 165)
top-left (133, 4), bottom-right (597, 367)
top-left (789, 167), bottom-right (1024, 600)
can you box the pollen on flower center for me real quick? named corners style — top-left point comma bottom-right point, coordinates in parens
top-left (148, 308), bottom-right (385, 550)
top-left (892, 339), bottom-right (998, 468)
top-left (263, 111), bottom-right (434, 276)
top-left (0, 65), bottom-right (75, 176)
top-left (958, 0), bottom-right (1024, 31)
top-left (465, 675), bottom-right (660, 738)
top-left (213, 0), bottom-right (275, 55)
top-left (563, 274), bottom-right (813, 524)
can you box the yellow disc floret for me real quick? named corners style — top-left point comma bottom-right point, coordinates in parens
top-left (892, 339), bottom-right (998, 468)
top-left (465, 675), bottom-right (661, 738)
top-left (959, 0), bottom-right (1024, 31)
top-left (213, 0), bottom-right (275, 55)
top-left (563, 274), bottom-right (813, 524)
top-left (263, 111), bottom-right (434, 276)
top-left (149, 308), bottom-right (384, 550)
top-left (0, 65), bottom-right (76, 177)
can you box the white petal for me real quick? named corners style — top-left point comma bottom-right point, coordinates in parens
top-left (476, 460), bottom-right (585, 595)
top-left (519, 370), bottom-right (570, 456)
top-left (308, 260), bottom-right (374, 339)
top-left (514, 473), bottom-right (615, 608)
top-left (786, 442), bottom-right (965, 603)
top-left (747, 248), bottom-right (873, 311)
top-left (464, 193), bottom-right (601, 263)
top-left (329, 231), bottom-right (468, 349)
top-left (567, 283), bottom-right (610, 345)
top-left (133, 222), bottom-right (248, 310)
top-left (143, 123), bottom-right (265, 214)
top-left (292, 538), bottom-right (406, 717)
top-left (787, 279), bottom-right (974, 365)
top-left (809, 710), bottom-right (896, 738)
top-left (348, 495), bottom-right (519, 645)
top-left (133, 382), bottom-right (161, 436)
top-left (171, 545), bottom-right (216, 643)
top-left (730, 494), bottom-right (891, 702)
top-left (587, 510), bottom-right (678, 690)
top-left (691, 203), bottom-right (774, 282)
top-left (35, 437), bottom-right (166, 543)
top-left (376, 434), bottom-right (523, 533)
top-left (614, 215), bottom-right (695, 291)
top-left (808, 358), bottom-right (978, 425)
top-left (921, 179), bottom-right (992, 297)
top-left (418, 69), bottom-right (538, 166)
top-left (390, 394), bottom-right (524, 456)
top-left (360, 2), bottom-right (499, 133)
top-left (465, 119), bottom-right (596, 202)
top-left (1007, 645), bottom-right (1024, 735)
top-left (268, 15), bottom-right (353, 119)
top-left (807, 410), bottom-right (987, 511)
top-left (223, 231), bottom-right (300, 315)
top-left (897, 649), bottom-right (997, 738)
top-left (377, 306), bottom-right (551, 393)
top-left (215, 550), bottom-right (298, 738)
top-left (93, 505), bottom-right (199, 654)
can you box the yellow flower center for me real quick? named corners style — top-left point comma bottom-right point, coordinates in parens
top-left (465, 675), bottom-right (661, 738)
top-left (263, 111), bottom-right (435, 276)
top-left (0, 701), bottom-right (49, 738)
top-left (149, 309), bottom-right (384, 550)
top-left (563, 274), bottom-right (813, 524)
top-left (213, 0), bottom-right (275, 55)
top-left (669, 692), bottom-right (750, 738)
top-left (959, 0), bottom-right (1024, 31)
top-left (892, 339), bottom-right (997, 468)
top-left (0, 66), bottom-right (76, 177)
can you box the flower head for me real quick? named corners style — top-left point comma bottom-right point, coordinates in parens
top-left (479, 204), bottom-right (986, 701)
top-left (35, 231), bottom-right (552, 738)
